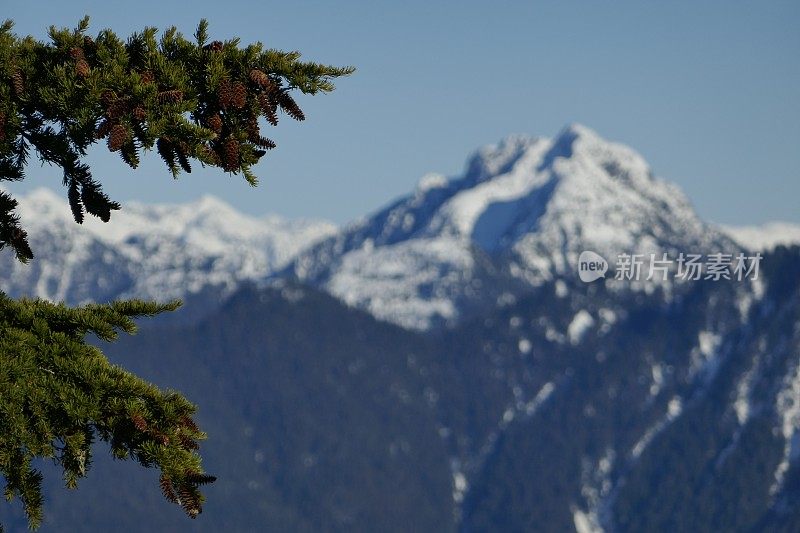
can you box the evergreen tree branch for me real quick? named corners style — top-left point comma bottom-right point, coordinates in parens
top-left (0, 293), bottom-right (208, 528)
top-left (0, 16), bottom-right (350, 530)
top-left (0, 17), bottom-right (354, 260)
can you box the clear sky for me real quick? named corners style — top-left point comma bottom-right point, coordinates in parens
top-left (3, 1), bottom-right (798, 225)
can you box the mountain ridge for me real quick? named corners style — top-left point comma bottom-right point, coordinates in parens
top-left (286, 124), bottom-right (738, 329)
top-left (1, 124), bottom-right (791, 330)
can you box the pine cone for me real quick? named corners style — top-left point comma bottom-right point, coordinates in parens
top-left (206, 114), bottom-right (222, 133)
top-left (177, 485), bottom-right (201, 518)
top-left (160, 475), bottom-right (178, 504)
top-left (231, 81), bottom-right (247, 109)
top-left (156, 138), bottom-right (176, 168)
top-left (132, 106), bottom-right (147, 121)
top-left (249, 69), bottom-right (273, 89)
top-left (180, 416), bottom-right (200, 433)
top-left (139, 70), bottom-right (154, 84)
top-left (11, 70), bottom-right (24, 96)
top-left (131, 414), bottom-right (148, 431)
top-left (75, 59), bottom-right (90, 78)
top-left (158, 90), bottom-right (184, 104)
top-left (217, 79), bottom-right (233, 109)
top-left (258, 93), bottom-right (278, 126)
top-left (246, 116), bottom-right (260, 142)
top-left (175, 143), bottom-right (192, 173)
top-left (178, 433), bottom-right (199, 450)
top-left (105, 98), bottom-right (129, 120)
top-left (203, 40), bottom-right (223, 52)
top-left (100, 90), bottom-right (117, 107)
top-left (69, 47), bottom-right (85, 60)
top-left (120, 142), bottom-right (140, 169)
top-left (277, 90), bottom-right (305, 121)
top-left (198, 144), bottom-right (220, 166)
top-left (222, 137), bottom-right (239, 171)
top-left (95, 119), bottom-right (111, 139)
top-left (253, 136), bottom-right (276, 149)
top-left (107, 124), bottom-right (128, 152)
top-left (185, 472), bottom-right (216, 486)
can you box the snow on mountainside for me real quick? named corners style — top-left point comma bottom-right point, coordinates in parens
top-left (1, 188), bottom-right (336, 303)
top-left (720, 222), bottom-right (800, 251)
top-left (288, 124), bottom-right (734, 330)
top-left (2, 124), bottom-right (767, 330)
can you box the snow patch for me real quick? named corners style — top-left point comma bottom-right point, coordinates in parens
top-left (416, 172), bottom-right (449, 192)
top-left (771, 362), bottom-right (800, 496)
top-left (568, 310), bottom-right (595, 345)
top-left (632, 396), bottom-right (683, 459)
top-left (721, 222), bottom-right (800, 251)
top-left (518, 338), bottom-right (532, 355)
top-left (573, 508), bottom-right (604, 533)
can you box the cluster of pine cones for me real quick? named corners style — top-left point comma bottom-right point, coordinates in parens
top-left (91, 45), bottom-right (305, 175)
top-left (194, 63), bottom-right (306, 172)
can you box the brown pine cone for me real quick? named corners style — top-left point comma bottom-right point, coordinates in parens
top-left (140, 70), bottom-right (154, 84)
top-left (206, 114), bottom-right (223, 133)
top-left (277, 90), bottom-right (305, 121)
top-left (222, 137), bottom-right (239, 171)
top-left (105, 98), bottom-right (129, 120)
top-left (204, 40), bottom-right (223, 52)
top-left (231, 81), bottom-right (247, 109)
top-left (160, 475), bottom-right (178, 504)
top-left (131, 414), bottom-right (147, 431)
top-left (157, 137), bottom-right (176, 168)
top-left (158, 90), bottom-right (184, 104)
top-left (217, 79), bottom-right (233, 109)
top-left (246, 116), bottom-right (260, 141)
top-left (258, 93), bottom-right (278, 126)
top-left (75, 59), bottom-right (90, 78)
top-left (95, 119), bottom-right (112, 139)
top-left (175, 142), bottom-right (192, 173)
top-left (249, 69), bottom-right (274, 91)
top-left (253, 136), bottom-right (276, 149)
top-left (198, 144), bottom-right (221, 166)
top-left (100, 90), bottom-right (117, 107)
top-left (107, 124), bottom-right (128, 152)
top-left (11, 70), bottom-right (24, 96)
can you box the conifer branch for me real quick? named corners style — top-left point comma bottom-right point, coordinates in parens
top-left (0, 17), bottom-right (354, 261)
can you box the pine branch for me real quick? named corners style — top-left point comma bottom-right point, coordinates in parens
top-left (0, 294), bottom-right (206, 529)
top-left (0, 17), bottom-right (353, 262)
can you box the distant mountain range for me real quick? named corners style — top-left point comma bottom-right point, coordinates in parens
top-left (4, 124), bottom-right (797, 328)
top-left (2, 125), bottom-right (799, 533)
top-left (2, 188), bottom-right (336, 304)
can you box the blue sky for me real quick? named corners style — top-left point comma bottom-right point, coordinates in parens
top-left (3, 1), bottom-right (799, 225)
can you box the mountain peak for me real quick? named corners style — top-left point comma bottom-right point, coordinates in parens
top-left (554, 122), bottom-right (600, 144)
top-left (2, 189), bottom-right (336, 304)
top-left (464, 134), bottom-right (544, 184)
top-left (290, 124), bottom-right (728, 329)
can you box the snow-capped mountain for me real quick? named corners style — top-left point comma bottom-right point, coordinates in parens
top-left (288, 124), bottom-right (734, 329)
top-left (1, 124), bottom-right (776, 331)
top-left (4, 126), bottom-right (800, 533)
top-left (720, 222), bottom-right (800, 251)
top-left (0, 188), bottom-right (336, 303)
